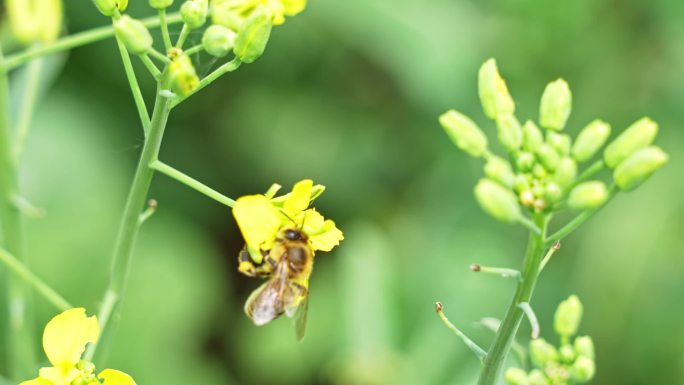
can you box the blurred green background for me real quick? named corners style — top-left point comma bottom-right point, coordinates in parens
top-left (3, 0), bottom-right (684, 384)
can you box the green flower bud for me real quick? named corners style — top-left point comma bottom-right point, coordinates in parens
top-left (485, 156), bottom-right (515, 188)
top-left (547, 132), bottom-right (571, 156)
top-left (572, 120), bottom-right (611, 162)
top-left (530, 338), bottom-right (559, 367)
top-left (162, 55), bottom-right (199, 97)
top-left (574, 336), bottom-right (595, 360)
top-left (604, 117), bottom-right (658, 168)
top-left (536, 143), bottom-right (560, 172)
top-left (505, 368), bottom-right (530, 385)
top-left (553, 157), bottom-right (577, 188)
top-left (478, 58), bottom-right (515, 120)
top-left (522, 120), bottom-right (544, 152)
top-left (559, 344), bottom-right (576, 363)
top-left (613, 146), bottom-right (668, 192)
top-left (7, 0), bottom-right (62, 44)
top-left (528, 370), bottom-right (549, 385)
top-left (114, 15), bottom-right (153, 55)
top-left (514, 174), bottom-right (532, 193)
top-left (149, 0), bottom-right (173, 9)
top-left (571, 356), bottom-right (596, 382)
top-left (516, 152), bottom-right (535, 172)
top-left (554, 295), bottom-right (583, 338)
top-left (532, 164), bottom-right (548, 179)
top-left (474, 179), bottom-right (521, 223)
top-left (496, 114), bottom-right (523, 152)
top-left (234, 7), bottom-right (273, 63)
top-left (540, 79), bottom-right (572, 131)
top-left (181, 0), bottom-right (208, 29)
top-left (544, 182), bottom-right (562, 204)
top-left (212, 2), bottom-right (245, 31)
top-left (92, 0), bottom-right (128, 16)
top-left (568, 181), bottom-right (608, 210)
top-left (439, 110), bottom-right (489, 157)
top-left (202, 25), bottom-right (237, 57)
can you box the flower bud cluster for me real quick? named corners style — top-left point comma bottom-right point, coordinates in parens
top-left (439, 59), bottom-right (668, 224)
top-left (505, 296), bottom-right (595, 385)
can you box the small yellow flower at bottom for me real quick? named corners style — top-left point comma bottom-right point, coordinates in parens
top-left (20, 308), bottom-right (136, 385)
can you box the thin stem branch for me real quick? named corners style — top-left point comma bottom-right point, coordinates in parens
top-left (478, 318), bottom-right (528, 369)
top-left (159, 9), bottom-right (173, 52)
top-left (573, 159), bottom-right (605, 186)
top-left (1, 13), bottom-right (183, 72)
top-left (184, 44), bottom-right (203, 56)
top-left (470, 263), bottom-right (521, 281)
top-left (539, 241), bottom-right (561, 271)
top-left (436, 302), bottom-right (487, 363)
top-left (13, 195), bottom-right (45, 219)
top-left (0, 249), bottom-right (72, 311)
top-left (113, 28), bottom-right (151, 136)
top-left (139, 54), bottom-right (161, 79)
top-left (150, 160), bottom-right (236, 207)
top-left (171, 57), bottom-right (242, 108)
top-left (148, 48), bottom-right (171, 64)
top-left (517, 302), bottom-right (540, 339)
top-left (138, 199), bottom-right (158, 224)
top-left (176, 24), bottom-right (190, 48)
top-left (12, 58), bottom-right (43, 163)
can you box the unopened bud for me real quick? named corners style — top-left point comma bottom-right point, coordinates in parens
top-left (544, 182), bottom-right (563, 204)
top-left (478, 58), bottom-right (515, 119)
top-left (571, 356), bottom-right (596, 382)
top-left (7, 0), bottom-right (62, 44)
top-left (212, 3), bottom-right (245, 31)
top-left (604, 117), bottom-right (658, 168)
top-left (115, 15), bottom-right (153, 55)
top-left (572, 120), bottom-right (611, 162)
top-left (485, 156), bottom-right (515, 188)
top-left (568, 181), bottom-right (608, 210)
top-left (554, 295), bottom-right (583, 338)
top-left (496, 114), bottom-right (523, 152)
top-left (514, 174), bottom-right (531, 193)
top-left (536, 143), bottom-right (560, 172)
top-left (574, 336), bottom-right (595, 360)
top-left (530, 338), bottom-right (559, 367)
top-left (162, 55), bottom-right (199, 97)
top-left (540, 79), bottom-right (572, 131)
top-left (532, 164), bottom-right (548, 179)
top-left (474, 179), bottom-right (521, 223)
top-left (528, 370), bottom-right (549, 385)
top-left (439, 110), bottom-right (489, 157)
top-left (504, 368), bottom-right (529, 385)
top-left (613, 146), bottom-right (668, 192)
top-left (547, 132), bottom-right (571, 156)
top-left (519, 190), bottom-right (535, 207)
top-left (202, 24), bottom-right (237, 57)
top-left (516, 152), bottom-right (535, 172)
top-left (522, 120), bottom-right (544, 152)
top-left (149, 0), bottom-right (173, 9)
top-left (181, 0), bottom-right (208, 29)
top-left (559, 344), bottom-right (576, 363)
top-left (93, 0), bottom-right (128, 16)
top-left (234, 7), bottom-right (273, 63)
top-left (553, 157), bottom-right (577, 188)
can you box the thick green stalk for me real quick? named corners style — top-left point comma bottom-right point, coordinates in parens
top-left (477, 215), bottom-right (549, 385)
top-left (87, 91), bottom-right (171, 362)
top-left (0, 45), bottom-right (36, 380)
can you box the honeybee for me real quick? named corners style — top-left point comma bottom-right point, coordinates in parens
top-left (240, 227), bottom-right (314, 340)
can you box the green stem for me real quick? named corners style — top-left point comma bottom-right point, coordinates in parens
top-left (1, 13), bottom-right (183, 72)
top-left (87, 90), bottom-right (172, 362)
top-left (113, 29), bottom-right (151, 136)
top-left (0, 248), bottom-right (72, 311)
top-left (171, 57), bottom-right (241, 108)
top-left (159, 9), bottom-right (173, 52)
top-left (436, 302), bottom-right (488, 362)
top-left (140, 54), bottom-right (161, 80)
top-left (150, 160), bottom-right (235, 207)
top-left (176, 24), bottom-right (190, 48)
top-left (148, 48), bottom-right (171, 64)
top-left (184, 44), bottom-right (203, 56)
top-left (477, 214), bottom-right (549, 385)
top-left (12, 58), bottom-right (43, 163)
top-left (573, 159), bottom-right (605, 186)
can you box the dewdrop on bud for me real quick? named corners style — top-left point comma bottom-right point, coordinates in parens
top-left (604, 117), bottom-right (658, 168)
top-left (530, 338), bottom-right (559, 367)
top-left (571, 356), bottom-right (596, 382)
top-left (568, 181), bottom-right (608, 210)
top-left (478, 59), bottom-right (515, 119)
top-left (93, 0), bottom-right (128, 16)
top-left (516, 152), bottom-right (535, 172)
top-left (115, 15), bottom-right (153, 55)
top-left (474, 179), bottom-right (522, 223)
top-left (614, 146), bottom-right (668, 192)
top-left (484, 156), bottom-right (515, 188)
top-left (496, 114), bottom-right (523, 152)
top-left (149, 0), bottom-right (173, 9)
top-left (536, 143), bottom-right (561, 172)
top-left (540, 79), bottom-right (572, 131)
top-left (234, 7), bottom-right (274, 63)
top-left (181, 0), bottom-right (208, 29)
top-left (202, 25), bottom-right (237, 57)
top-left (522, 120), bottom-right (544, 152)
top-left (554, 295), bottom-right (583, 338)
top-left (547, 132), bottom-right (571, 156)
top-left (553, 157), bottom-right (577, 188)
top-left (7, 0), bottom-right (62, 44)
top-left (439, 110), bottom-right (489, 157)
top-left (504, 368), bottom-right (530, 385)
top-left (574, 336), bottom-right (595, 360)
top-left (572, 120), bottom-right (611, 162)
top-left (528, 370), bottom-right (549, 385)
top-left (163, 55), bottom-right (199, 97)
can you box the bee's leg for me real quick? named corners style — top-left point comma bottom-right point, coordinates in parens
top-left (238, 249), bottom-right (259, 277)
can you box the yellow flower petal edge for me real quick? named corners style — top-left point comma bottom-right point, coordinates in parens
top-left (282, 0), bottom-right (306, 16)
top-left (283, 179), bottom-right (313, 215)
top-left (43, 307), bottom-right (99, 368)
top-left (19, 378), bottom-right (52, 385)
top-left (301, 209), bottom-right (344, 252)
top-left (233, 195), bottom-right (282, 258)
top-left (100, 369), bottom-right (138, 385)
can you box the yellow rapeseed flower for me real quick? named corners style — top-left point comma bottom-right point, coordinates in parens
top-left (20, 308), bottom-right (136, 385)
top-left (211, 0), bottom-right (306, 29)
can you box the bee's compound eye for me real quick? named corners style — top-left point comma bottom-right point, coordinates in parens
top-left (285, 229), bottom-right (302, 241)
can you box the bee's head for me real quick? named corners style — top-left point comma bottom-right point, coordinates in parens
top-left (283, 228), bottom-right (307, 241)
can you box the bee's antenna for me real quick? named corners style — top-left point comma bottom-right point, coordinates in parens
top-left (279, 209), bottom-right (298, 226)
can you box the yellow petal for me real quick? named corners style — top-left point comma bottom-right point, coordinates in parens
top-left (19, 377), bottom-right (52, 385)
top-left (43, 308), bottom-right (99, 368)
top-left (309, 219), bottom-right (344, 252)
top-left (39, 366), bottom-right (81, 385)
top-left (284, 179), bottom-right (313, 215)
top-left (233, 195), bottom-right (281, 253)
top-left (99, 369), bottom-right (137, 385)
top-left (282, 0), bottom-right (306, 16)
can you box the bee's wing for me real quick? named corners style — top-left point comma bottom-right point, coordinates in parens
top-left (244, 267), bottom-right (289, 326)
top-left (293, 295), bottom-right (309, 341)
